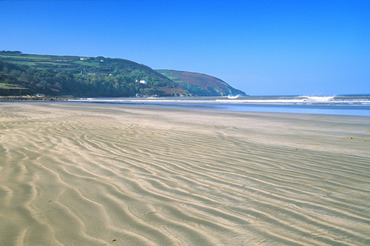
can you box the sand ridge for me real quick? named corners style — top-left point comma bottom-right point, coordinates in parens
top-left (0, 103), bottom-right (369, 245)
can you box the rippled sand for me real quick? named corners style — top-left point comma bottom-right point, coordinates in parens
top-left (0, 103), bottom-right (369, 245)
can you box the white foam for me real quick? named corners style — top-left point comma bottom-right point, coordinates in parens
top-left (72, 96), bottom-right (370, 106)
top-left (302, 96), bottom-right (335, 102)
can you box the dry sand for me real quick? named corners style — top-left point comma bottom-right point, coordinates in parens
top-left (0, 102), bottom-right (369, 246)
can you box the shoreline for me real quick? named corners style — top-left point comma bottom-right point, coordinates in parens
top-left (0, 95), bottom-right (75, 101)
top-left (2, 95), bottom-right (370, 117)
top-left (0, 102), bottom-right (369, 245)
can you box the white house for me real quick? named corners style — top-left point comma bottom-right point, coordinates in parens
top-left (135, 79), bottom-right (148, 84)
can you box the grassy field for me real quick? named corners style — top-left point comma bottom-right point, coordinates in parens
top-left (74, 60), bottom-right (100, 67)
top-left (0, 55), bottom-right (50, 60)
top-left (0, 83), bottom-right (28, 89)
top-left (4, 61), bottom-right (37, 66)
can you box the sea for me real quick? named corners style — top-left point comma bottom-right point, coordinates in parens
top-left (72, 95), bottom-right (370, 117)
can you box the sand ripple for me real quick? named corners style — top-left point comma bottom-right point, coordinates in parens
top-left (0, 103), bottom-right (369, 245)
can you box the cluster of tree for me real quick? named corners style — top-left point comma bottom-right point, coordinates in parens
top-left (177, 82), bottom-right (210, 96)
top-left (0, 60), bottom-right (84, 96)
top-left (0, 51), bottom-right (22, 54)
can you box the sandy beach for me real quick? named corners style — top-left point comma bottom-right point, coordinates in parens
top-left (0, 102), bottom-right (369, 246)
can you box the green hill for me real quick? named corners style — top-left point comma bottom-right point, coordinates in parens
top-left (0, 51), bottom-right (246, 97)
top-left (157, 69), bottom-right (246, 96)
top-left (0, 51), bottom-right (185, 97)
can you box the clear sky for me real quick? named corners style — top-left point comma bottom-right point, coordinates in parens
top-left (1, 0), bottom-right (369, 95)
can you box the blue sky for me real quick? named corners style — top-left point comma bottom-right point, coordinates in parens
top-left (1, 0), bottom-right (369, 95)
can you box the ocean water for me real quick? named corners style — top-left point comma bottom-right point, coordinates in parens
top-left (72, 95), bottom-right (370, 117)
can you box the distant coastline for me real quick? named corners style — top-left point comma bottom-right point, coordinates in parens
top-left (0, 51), bottom-right (245, 98)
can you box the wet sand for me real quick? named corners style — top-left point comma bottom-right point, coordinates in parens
top-left (0, 102), bottom-right (369, 245)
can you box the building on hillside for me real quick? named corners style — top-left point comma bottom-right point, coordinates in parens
top-left (80, 71), bottom-right (95, 75)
